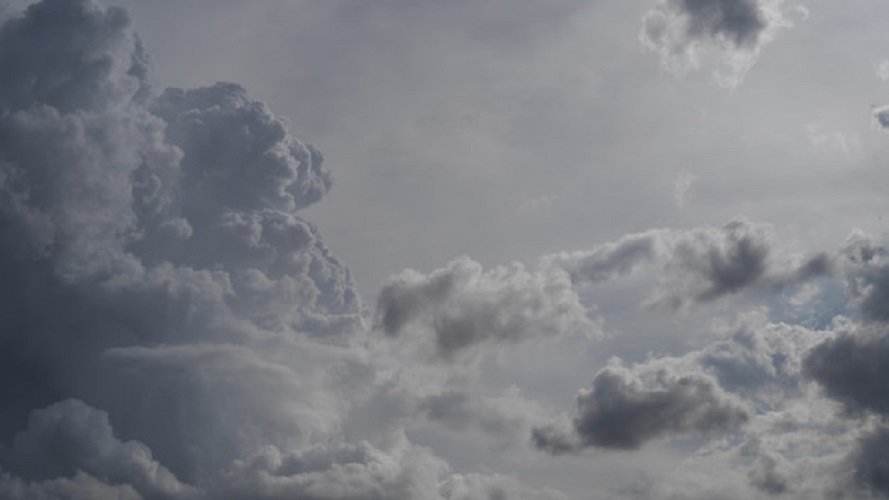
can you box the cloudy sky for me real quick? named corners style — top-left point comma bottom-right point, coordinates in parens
top-left (2, 0), bottom-right (889, 498)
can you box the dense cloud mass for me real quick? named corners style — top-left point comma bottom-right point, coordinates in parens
top-left (3, 0), bottom-right (889, 499)
top-left (640, 0), bottom-right (789, 86)
top-left (0, 0), bottom-right (560, 498)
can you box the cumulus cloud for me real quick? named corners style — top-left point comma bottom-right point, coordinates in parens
top-left (0, 0), bottom-right (382, 495)
top-left (640, 0), bottom-right (791, 87)
top-left (3, 399), bottom-right (193, 500)
top-left (0, 1), bottom-right (564, 497)
top-left (534, 357), bottom-right (750, 453)
top-left (375, 256), bottom-right (596, 358)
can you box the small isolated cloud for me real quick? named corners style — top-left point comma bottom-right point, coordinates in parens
top-left (640, 0), bottom-right (791, 87)
top-left (876, 60), bottom-right (889, 82)
top-left (872, 104), bottom-right (889, 131)
top-left (674, 170), bottom-right (697, 208)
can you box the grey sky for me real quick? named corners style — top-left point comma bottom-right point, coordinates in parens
top-left (3, 0), bottom-right (889, 498)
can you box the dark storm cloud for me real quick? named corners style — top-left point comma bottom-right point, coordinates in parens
top-left (534, 359), bottom-right (749, 453)
top-left (375, 256), bottom-right (595, 357)
top-left (640, 0), bottom-right (788, 86)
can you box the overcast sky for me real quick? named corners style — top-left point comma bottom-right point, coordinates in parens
top-left (2, 0), bottom-right (889, 499)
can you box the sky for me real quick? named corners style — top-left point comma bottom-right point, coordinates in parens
top-left (2, 0), bottom-right (889, 499)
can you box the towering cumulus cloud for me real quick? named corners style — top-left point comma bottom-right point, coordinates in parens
top-left (0, 1), bottom-right (570, 498)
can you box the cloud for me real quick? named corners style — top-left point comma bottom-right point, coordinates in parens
top-left (804, 325), bottom-right (889, 416)
top-left (640, 0), bottom-right (790, 87)
top-left (851, 426), bottom-right (889, 498)
top-left (1, 0), bottom-right (882, 498)
top-left (150, 82), bottom-right (333, 215)
top-left (375, 256), bottom-right (596, 358)
top-left (3, 399), bottom-right (194, 500)
top-left (534, 356), bottom-right (750, 453)
top-left (841, 231), bottom-right (889, 322)
top-left (213, 439), bottom-right (566, 500)
top-left (696, 319), bottom-right (812, 397)
top-left (417, 389), bottom-right (547, 446)
top-left (533, 312), bottom-right (823, 483)
top-left (0, 471), bottom-right (142, 500)
top-left (0, 0), bottom-right (370, 494)
top-left (547, 232), bottom-right (660, 285)
top-left (549, 221), bottom-right (830, 309)
top-left (0, 1), bottom-right (562, 498)
top-left (872, 105), bottom-right (889, 130)
top-left (0, 0), bottom-right (149, 112)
